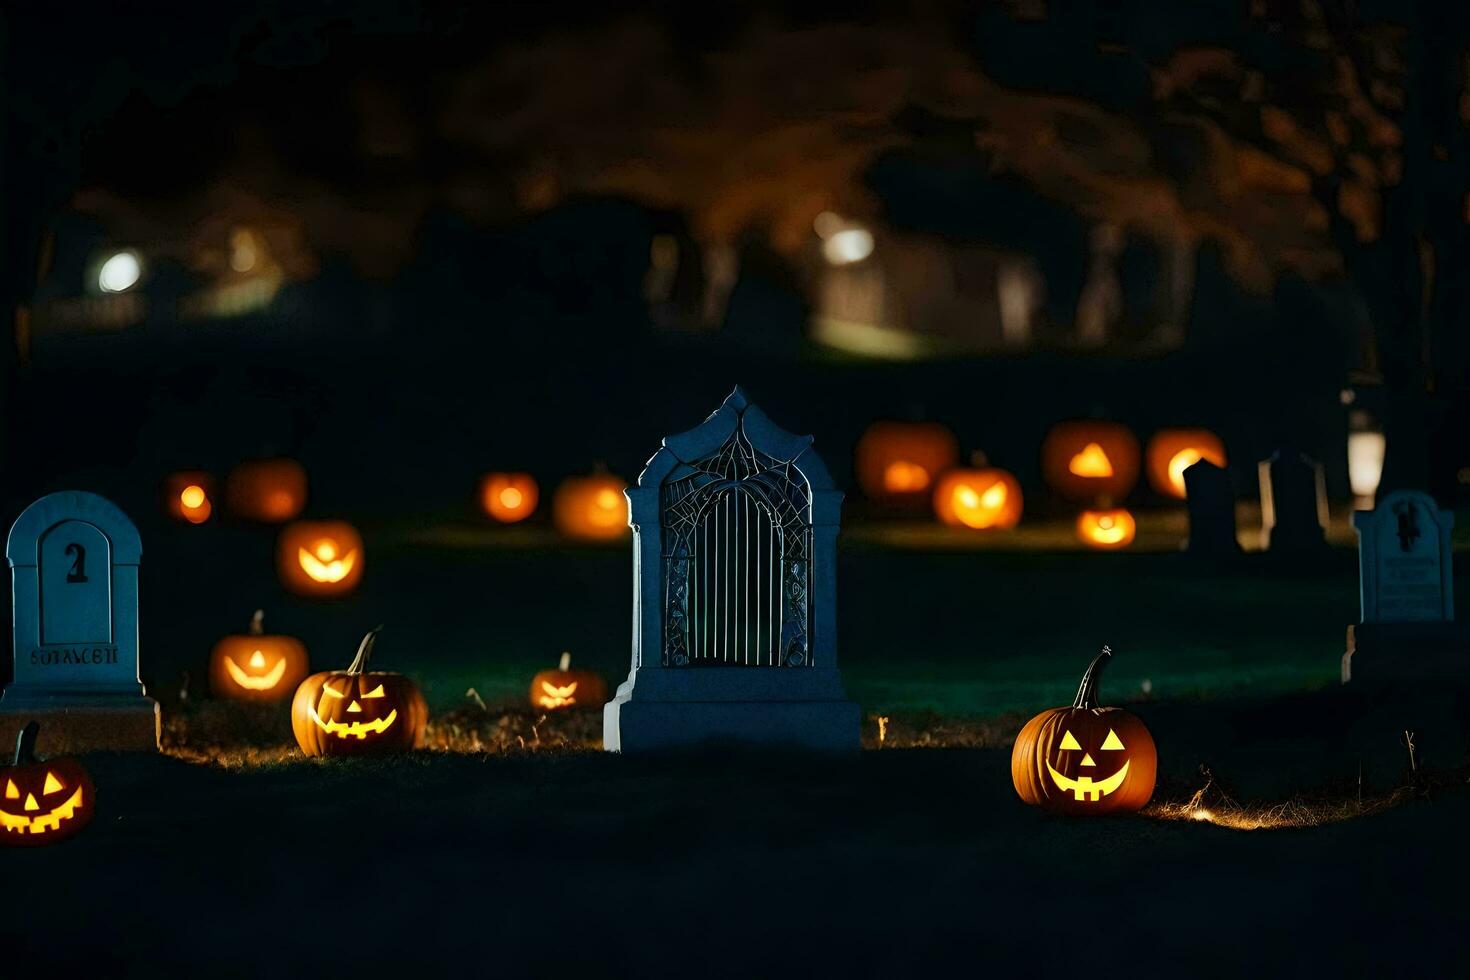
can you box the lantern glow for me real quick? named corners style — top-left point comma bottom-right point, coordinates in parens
top-left (553, 473), bottom-right (629, 541)
top-left (1146, 429), bottom-right (1227, 499)
top-left (1347, 430), bottom-right (1386, 507)
top-left (883, 460), bottom-right (931, 493)
top-left (480, 472), bottom-right (539, 523)
top-left (226, 458), bottom-right (308, 523)
top-left (164, 472), bottom-right (216, 524)
top-left (1076, 509), bottom-right (1136, 549)
top-left (856, 422), bottom-right (959, 504)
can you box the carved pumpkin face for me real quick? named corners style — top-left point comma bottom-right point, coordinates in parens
top-left (277, 521), bottom-right (364, 596)
top-left (1012, 648), bottom-right (1156, 815)
top-left (480, 472), bottom-right (539, 523)
top-left (291, 628), bottom-right (427, 756)
top-left (1076, 509), bottom-right (1136, 550)
top-left (226, 457), bottom-right (308, 522)
top-left (1, 724), bottom-right (95, 847)
top-left (164, 472), bottom-right (215, 524)
top-left (528, 653), bottom-right (607, 711)
top-left (855, 422), bottom-right (959, 505)
top-left (933, 468), bottom-right (1023, 530)
top-left (209, 610), bottom-right (309, 703)
top-left (553, 473), bottom-right (628, 541)
top-left (1041, 421), bottom-right (1140, 502)
top-left (1146, 429), bottom-right (1227, 499)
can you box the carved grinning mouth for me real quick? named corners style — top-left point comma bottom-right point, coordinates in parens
top-left (536, 681), bottom-right (577, 708)
top-left (307, 704), bottom-right (398, 740)
top-left (298, 547), bottom-right (357, 583)
top-left (0, 786), bottom-right (85, 836)
top-left (224, 655), bottom-right (287, 690)
top-left (1046, 760), bottom-right (1131, 802)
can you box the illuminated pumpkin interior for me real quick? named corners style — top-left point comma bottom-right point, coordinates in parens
top-left (176, 483), bottom-right (212, 524)
top-left (223, 649), bottom-right (289, 691)
top-left (952, 481), bottom-right (1007, 529)
top-left (589, 488), bottom-right (623, 526)
top-left (1068, 443), bottom-right (1114, 479)
top-left (308, 678), bottom-right (397, 739)
top-left (500, 487), bottom-right (523, 509)
top-left (0, 771), bottom-right (85, 837)
top-left (481, 473), bottom-right (538, 522)
top-left (537, 680), bottom-right (579, 709)
top-left (1077, 510), bottom-right (1136, 548)
top-left (299, 539), bottom-right (358, 583)
top-left (883, 460), bottom-right (931, 493)
top-left (1048, 728), bottom-right (1131, 803)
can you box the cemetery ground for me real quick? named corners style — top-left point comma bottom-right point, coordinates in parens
top-left (6, 524), bottom-right (1470, 975)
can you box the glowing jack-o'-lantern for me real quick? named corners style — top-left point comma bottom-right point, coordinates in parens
top-left (528, 652), bottom-right (607, 711)
top-left (855, 422), bottom-right (960, 505)
top-left (1, 722), bottom-right (95, 847)
top-left (933, 468), bottom-right (1023, 530)
top-left (291, 627), bottom-right (427, 757)
top-left (209, 609), bottom-right (310, 703)
top-left (226, 457), bottom-right (308, 522)
top-left (1145, 429), bottom-right (1227, 499)
top-left (164, 472), bottom-right (216, 524)
top-left (480, 472), bottom-right (539, 523)
top-left (1011, 646), bottom-right (1156, 815)
top-left (1076, 509), bottom-right (1136, 550)
top-left (553, 472), bottom-right (628, 541)
top-left (277, 520), bottom-right (364, 596)
top-left (1041, 421), bottom-right (1140, 502)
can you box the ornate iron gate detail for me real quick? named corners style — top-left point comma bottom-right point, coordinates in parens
top-left (661, 415), bottom-right (812, 667)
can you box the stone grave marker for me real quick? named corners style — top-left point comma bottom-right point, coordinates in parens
top-left (0, 492), bottom-right (160, 752)
top-left (1182, 458), bottom-right (1240, 557)
top-left (1258, 450), bottom-right (1329, 554)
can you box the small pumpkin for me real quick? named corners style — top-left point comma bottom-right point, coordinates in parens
top-left (1145, 429), bottom-right (1226, 500)
top-left (1, 722), bottom-right (95, 846)
top-left (209, 609), bottom-right (310, 703)
top-left (932, 467), bottom-right (1023, 530)
top-left (226, 457), bottom-right (308, 522)
top-left (1041, 420), bottom-right (1140, 502)
top-left (164, 471), bottom-right (215, 524)
top-left (277, 520), bottom-right (364, 596)
top-left (1076, 508), bottom-right (1136, 550)
top-left (553, 472), bottom-right (628, 541)
top-left (480, 472), bottom-right (539, 523)
top-left (291, 627), bottom-right (427, 757)
top-left (855, 421), bottom-right (960, 505)
top-left (529, 652), bottom-right (607, 711)
top-left (1011, 646), bottom-right (1156, 815)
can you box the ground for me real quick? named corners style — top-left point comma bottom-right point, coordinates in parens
top-left (3, 521), bottom-right (1469, 976)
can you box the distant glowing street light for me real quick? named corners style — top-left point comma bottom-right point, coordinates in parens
top-left (98, 251), bottom-right (142, 293)
top-left (1347, 409), bottom-right (1385, 508)
top-left (822, 227), bottom-right (874, 266)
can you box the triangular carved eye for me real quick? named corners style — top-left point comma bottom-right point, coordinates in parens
top-left (43, 772), bottom-right (64, 794)
top-left (1059, 730), bottom-right (1082, 751)
top-left (4, 779), bottom-right (16, 800)
top-left (1102, 729), bottom-right (1125, 750)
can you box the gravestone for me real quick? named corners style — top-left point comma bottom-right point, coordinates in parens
top-left (0, 492), bottom-right (160, 752)
top-left (1182, 459), bottom-right (1240, 557)
top-left (1257, 450), bottom-right (1328, 554)
top-left (1342, 490), bottom-right (1465, 684)
top-left (604, 387), bottom-right (860, 752)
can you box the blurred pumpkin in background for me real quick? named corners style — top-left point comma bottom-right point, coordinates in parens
top-left (1145, 429), bottom-right (1226, 500)
top-left (933, 467), bottom-right (1023, 530)
top-left (529, 652), bottom-right (607, 710)
top-left (163, 471), bottom-right (215, 524)
top-left (277, 520), bottom-right (364, 596)
top-left (480, 472), bottom-right (539, 523)
top-left (1041, 421), bottom-right (1140, 502)
top-left (291, 627), bottom-right (427, 757)
top-left (553, 472), bottom-right (628, 541)
top-left (226, 457), bottom-right (308, 522)
top-left (855, 421), bottom-right (959, 505)
top-left (209, 609), bottom-right (309, 703)
top-left (1075, 509), bottom-right (1136, 550)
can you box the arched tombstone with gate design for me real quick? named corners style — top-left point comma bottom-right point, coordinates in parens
top-left (604, 387), bottom-right (859, 752)
top-left (1, 492), bottom-right (160, 752)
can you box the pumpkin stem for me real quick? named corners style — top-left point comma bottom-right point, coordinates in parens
top-left (1072, 645), bottom-right (1113, 710)
top-left (348, 626), bottom-right (384, 674)
top-left (559, 651), bottom-right (571, 672)
top-left (250, 609), bottom-right (265, 636)
top-left (14, 721), bottom-right (40, 766)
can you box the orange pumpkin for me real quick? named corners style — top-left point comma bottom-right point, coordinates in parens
top-left (208, 610), bottom-right (310, 703)
top-left (553, 472), bottom-right (628, 541)
top-left (529, 652), bottom-right (607, 710)
top-left (1076, 509), bottom-right (1136, 550)
top-left (163, 471), bottom-right (215, 524)
top-left (1145, 429), bottom-right (1226, 500)
top-left (1041, 421), bottom-right (1140, 502)
top-left (933, 468), bottom-right (1023, 530)
top-left (855, 422), bottom-right (959, 504)
top-left (291, 627), bottom-right (427, 757)
top-left (277, 520), bottom-right (364, 596)
top-left (480, 472), bottom-right (539, 523)
top-left (1012, 646), bottom-right (1157, 815)
top-left (1, 722), bottom-right (95, 847)
top-left (226, 457), bottom-right (308, 522)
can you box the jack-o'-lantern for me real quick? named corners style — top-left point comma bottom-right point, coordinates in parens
top-left (1, 722), bottom-right (95, 846)
top-left (480, 472), bottom-right (539, 523)
top-left (164, 471), bottom-right (215, 524)
top-left (277, 520), bottom-right (364, 596)
top-left (1076, 509), bottom-right (1136, 550)
top-left (209, 609), bottom-right (309, 703)
top-left (933, 467), bottom-right (1023, 530)
top-left (528, 652), bottom-right (607, 710)
top-left (291, 627), bottom-right (427, 757)
top-left (226, 457), bottom-right (308, 522)
top-left (1011, 646), bottom-right (1156, 815)
top-left (553, 472), bottom-right (628, 541)
top-left (1041, 421), bottom-right (1140, 502)
top-left (855, 422), bottom-right (959, 505)
top-left (1145, 429), bottom-right (1226, 499)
